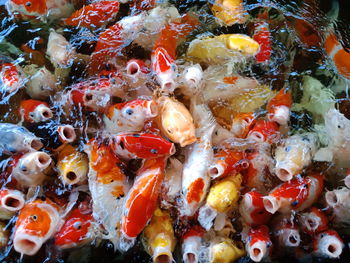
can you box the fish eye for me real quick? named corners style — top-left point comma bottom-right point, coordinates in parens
top-left (167, 129), bottom-right (173, 134)
top-left (125, 108), bottom-right (133, 115)
top-left (25, 1), bottom-right (31, 6)
top-left (31, 215), bottom-right (38, 221)
top-left (337, 123), bottom-right (344, 129)
top-left (20, 166), bottom-right (28, 172)
top-left (73, 221), bottom-right (82, 230)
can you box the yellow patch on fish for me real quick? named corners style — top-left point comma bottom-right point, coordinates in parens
top-left (211, 239), bottom-right (246, 263)
top-left (211, 0), bottom-right (246, 26)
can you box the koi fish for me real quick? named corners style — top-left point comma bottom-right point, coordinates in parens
top-left (247, 120), bottom-right (280, 143)
top-left (273, 218), bottom-right (300, 248)
top-left (11, 151), bottom-right (51, 187)
top-left (157, 96), bottom-right (196, 147)
top-left (121, 158), bottom-right (166, 251)
top-left (6, 0), bottom-right (74, 21)
top-left (299, 207), bottom-right (328, 235)
top-left (152, 14), bottom-right (199, 92)
top-left (85, 139), bottom-right (129, 250)
top-left (262, 174), bottom-right (324, 214)
top-left (57, 144), bottom-right (88, 185)
top-left (181, 104), bottom-right (216, 216)
top-left (274, 133), bottom-right (317, 181)
top-left (181, 225), bottom-right (204, 263)
top-left (239, 191), bottom-right (272, 226)
top-left (111, 132), bottom-right (175, 160)
top-left (55, 205), bottom-right (94, 249)
top-left (0, 62), bottom-right (24, 93)
top-left (180, 64), bottom-right (204, 97)
top-left (230, 112), bottom-right (256, 138)
top-left (0, 188), bottom-right (25, 220)
top-left (88, 13), bottom-right (145, 75)
top-left (210, 238), bottom-right (245, 263)
top-left (245, 225), bottom-right (272, 262)
top-left (266, 88), bottom-right (292, 125)
top-left (208, 149), bottom-right (248, 180)
top-left (65, 1), bottom-right (120, 29)
top-left (47, 30), bottom-right (76, 68)
top-left (26, 121), bottom-right (76, 150)
top-left (124, 59), bottom-right (152, 96)
top-left (253, 21), bottom-right (272, 63)
top-left (325, 187), bottom-right (350, 225)
top-left (313, 230), bottom-right (344, 258)
top-left (129, 0), bottom-right (156, 14)
top-left (104, 99), bottom-right (158, 134)
top-left (13, 198), bottom-right (62, 256)
top-left (19, 99), bottom-right (53, 123)
top-left (143, 208), bottom-right (176, 263)
top-left (198, 174), bottom-right (242, 231)
top-left (0, 123), bottom-right (43, 155)
top-left (210, 0), bottom-right (246, 26)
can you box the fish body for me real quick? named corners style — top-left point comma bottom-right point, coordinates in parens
top-left (267, 89), bottom-right (292, 125)
top-left (240, 191), bottom-right (272, 226)
top-left (299, 207), bottom-right (328, 235)
top-left (13, 198), bottom-right (62, 256)
top-left (85, 139), bottom-right (129, 250)
top-left (253, 21), bottom-right (272, 63)
top-left (19, 99), bottom-right (53, 123)
top-left (65, 1), bottom-right (120, 29)
top-left (157, 96), bottom-right (196, 147)
top-left (104, 99), bottom-right (158, 134)
top-left (55, 205), bottom-right (94, 249)
top-left (111, 132), bottom-right (175, 160)
top-left (6, 0), bottom-right (74, 21)
top-left (121, 158), bottom-right (166, 250)
top-left (0, 123), bottom-right (43, 155)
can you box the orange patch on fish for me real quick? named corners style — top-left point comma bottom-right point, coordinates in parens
top-left (223, 76), bottom-right (238, 84)
top-left (187, 178), bottom-right (205, 203)
top-left (112, 185), bottom-right (125, 198)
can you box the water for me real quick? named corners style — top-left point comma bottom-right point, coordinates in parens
top-left (0, 0), bottom-right (350, 262)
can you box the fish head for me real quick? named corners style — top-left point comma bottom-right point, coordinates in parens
top-left (324, 109), bottom-right (350, 146)
top-left (55, 207), bottom-right (93, 249)
top-left (6, 0), bottom-right (47, 19)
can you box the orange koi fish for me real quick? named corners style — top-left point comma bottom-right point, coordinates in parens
top-left (0, 62), bottom-right (23, 93)
top-left (104, 99), bottom-right (158, 134)
top-left (267, 88), bottom-right (292, 125)
top-left (208, 149), bottom-right (249, 179)
top-left (299, 207), bottom-right (328, 235)
top-left (253, 21), bottom-right (271, 63)
top-left (111, 132), bottom-right (175, 160)
top-left (245, 225), bottom-right (272, 262)
top-left (121, 157), bottom-right (166, 251)
top-left (13, 198), bottom-right (62, 256)
top-left (19, 99), bottom-right (53, 123)
top-left (239, 191), bottom-right (272, 226)
top-left (231, 112), bottom-right (256, 138)
top-left (313, 230), bottom-right (344, 258)
top-left (55, 204), bottom-right (94, 249)
top-left (325, 33), bottom-right (350, 80)
top-left (151, 14), bottom-right (199, 92)
top-left (85, 139), bottom-right (129, 250)
top-left (263, 174), bottom-right (324, 214)
top-left (247, 120), bottom-right (280, 143)
top-left (65, 1), bottom-right (120, 29)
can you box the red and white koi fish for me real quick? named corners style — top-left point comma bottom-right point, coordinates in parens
top-left (111, 132), bottom-right (175, 160)
top-left (121, 157), bottom-right (166, 251)
top-left (274, 133), bottom-right (317, 181)
top-left (151, 14), bottom-right (199, 93)
top-left (0, 188), bottom-right (25, 220)
top-left (231, 112), bottom-right (256, 138)
top-left (325, 33), bottom-right (350, 80)
top-left (208, 148), bottom-right (248, 180)
top-left (0, 123), bottom-right (43, 155)
top-left (245, 225), bottom-right (272, 262)
top-left (88, 13), bottom-right (146, 75)
top-left (104, 99), bottom-right (158, 134)
top-left (313, 230), bottom-right (344, 258)
top-left (6, 0), bottom-right (74, 21)
top-left (181, 104), bottom-right (216, 216)
top-left (65, 1), bottom-right (120, 29)
top-left (19, 99), bottom-right (53, 123)
top-left (181, 225), bottom-right (205, 263)
top-left (239, 191), bottom-right (272, 226)
top-left (267, 88), bottom-right (292, 125)
top-left (299, 207), bottom-right (328, 235)
top-left (247, 120), bottom-right (280, 143)
top-left (11, 151), bottom-right (51, 187)
top-left (253, 21), bottom-right (272, 63)
top-left (85, 139), bottom-right (129, 250)
top-left (55, 203), bottom-right (94, 249)
top-left (325, 187), bottom-right (350, 225)
top-left (0, 62), bottom-right (24, 93)
top-left (13, 198), bottom-right (63, 256)
top-left (124, 59), bottom-right (152, 96)
top-left (273, 218), bottom-right (300, 248)
top-left (262, 174), bottom-right (324, 214)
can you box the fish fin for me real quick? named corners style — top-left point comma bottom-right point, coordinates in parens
top-left (192, 103), bottom-right (216, 135)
